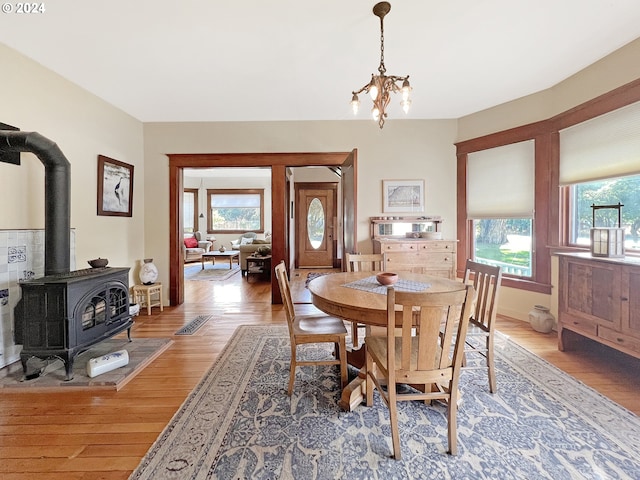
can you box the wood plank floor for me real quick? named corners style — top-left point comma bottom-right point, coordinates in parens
top-left (0, 267), bottom-right (638, 479)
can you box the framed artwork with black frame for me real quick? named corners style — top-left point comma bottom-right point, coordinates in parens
top-left (97, 155), bottom-right (134, 217)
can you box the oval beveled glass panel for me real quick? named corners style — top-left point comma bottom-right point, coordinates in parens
top-left (307, 198), bottom-right (325, 249)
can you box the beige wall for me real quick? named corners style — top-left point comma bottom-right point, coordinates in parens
top-left (143, 120), bottom-right (459, 294)
top-left (0, 44), bottom-right (145, 283)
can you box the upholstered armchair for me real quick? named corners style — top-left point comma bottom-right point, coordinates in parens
top-left (183, 231), bottom-right (214, 262)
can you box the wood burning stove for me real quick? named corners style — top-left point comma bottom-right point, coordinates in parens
top-left (14, 267), bottom-right (133, 380)
top-left (2, 129), bottom-right (135, 381)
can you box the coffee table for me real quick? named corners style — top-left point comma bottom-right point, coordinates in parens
top-left (201, 250), bottom-right (239, 270)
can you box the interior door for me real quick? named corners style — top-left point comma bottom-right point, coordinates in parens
top-left (341, 149), bottom-right (357, 261)
top-left (296, 183), bottom-right (337, 268)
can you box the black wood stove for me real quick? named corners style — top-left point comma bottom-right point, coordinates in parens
top-left (14, 267), bottom-right (133, 380)
top-left (1, 127), bottom-right (133, 380)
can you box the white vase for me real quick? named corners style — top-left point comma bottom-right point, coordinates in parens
top-left (528, 305), bottom-right (555, 333)
top-left (139, 258), bottom-right (159, 285)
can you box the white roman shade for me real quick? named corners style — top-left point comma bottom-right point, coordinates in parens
top-left (467, 140), bottom-right (535, 219)
top-left (560, 100), bottom-right (640, 185)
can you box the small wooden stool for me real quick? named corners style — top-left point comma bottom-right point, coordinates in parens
top-left (132, 283), bottom-right (164, 315)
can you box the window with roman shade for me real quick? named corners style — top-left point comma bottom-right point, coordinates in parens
top-left (467, 140), bottom-right (535, 219)
top-left (559, 100), bottom-right (640, 185)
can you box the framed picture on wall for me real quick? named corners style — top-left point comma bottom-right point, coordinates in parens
top-left (382, 179), bottom-right (424, 213)
top-left (97, 155), bottom-right (134, 217)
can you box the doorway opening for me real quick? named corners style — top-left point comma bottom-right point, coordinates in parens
top-left (168, 151), bottom-right (358, 305)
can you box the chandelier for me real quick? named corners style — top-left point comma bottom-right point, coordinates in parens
top-left (351, 2), bottom-right (411, 129)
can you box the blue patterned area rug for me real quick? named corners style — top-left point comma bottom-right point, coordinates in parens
top-left (129, 326), bottom-right (640, 480)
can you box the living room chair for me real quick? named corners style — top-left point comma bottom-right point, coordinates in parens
top-left (462, 260), bottom-right (502, 393)
top-left (274, 261), bottom-right (348, 396)
top-left (365, 284), bottom-right (474, 459)
top-left (344, 252), bottom-right (386, 347)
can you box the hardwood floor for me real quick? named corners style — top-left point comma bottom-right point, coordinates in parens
top-left (0, 268), bottom-right (638, 479)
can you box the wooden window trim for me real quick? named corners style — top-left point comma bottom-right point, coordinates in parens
top-left (456, 78), bottom-right (640, 295)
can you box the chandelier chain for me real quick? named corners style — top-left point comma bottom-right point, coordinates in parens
top-left (378, 16), bottom-right (386, 75)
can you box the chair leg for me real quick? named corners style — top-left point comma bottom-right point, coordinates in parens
top-left (351, 323), bottom-right (359, 347)
top-left (388, 382), bottom-right (401, 460)
top-left (288, 346), bottom-right (297, 396)
top-left (487, 333), bottom-right (497, 393)
top-left (448, 381), bottom-right (458, 455)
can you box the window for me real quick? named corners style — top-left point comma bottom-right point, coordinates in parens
top-left (560, 99), bottom-right (640, 252)
top-left (567, 174), bottom-right (640, 251)
top-left (183, 188), bottom-right (198, 233)
top-left (207, 189), bottom-right (264, 233)
top-left (467, 140), bottom-right (535, 278)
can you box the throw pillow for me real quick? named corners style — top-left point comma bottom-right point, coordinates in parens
top-left (240, 237), bottom-right (254, 245)
top-left (184, 237), bottom-right (198, 248)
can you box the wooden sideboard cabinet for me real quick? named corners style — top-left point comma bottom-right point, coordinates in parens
top-left (558, 252), bottom-right (640, 360)
top-left (373, 239), bottom-right (457, 279)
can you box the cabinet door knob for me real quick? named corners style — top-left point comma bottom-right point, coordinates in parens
top-left (621, 297), bottom-right (629, 301)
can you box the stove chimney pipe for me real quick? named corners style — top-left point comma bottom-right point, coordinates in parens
top-left (0, 130), bottom-right (71, 276)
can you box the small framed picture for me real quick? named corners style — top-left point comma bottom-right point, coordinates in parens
top-left (382, 179), bottom-right (424, 213)
top-left (97, 155), bottom-right (134, 217)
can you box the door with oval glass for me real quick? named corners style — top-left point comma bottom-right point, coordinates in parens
top-left (295, 183), bottom-right (337, 268)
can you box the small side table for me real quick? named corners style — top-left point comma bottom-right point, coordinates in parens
top-left (132, 283), bottom-right (164, 316)
top-left (246, 255), bottom-right (272, 283)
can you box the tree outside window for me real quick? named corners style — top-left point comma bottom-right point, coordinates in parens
top-left (473, 219), bottom-right (532, 277)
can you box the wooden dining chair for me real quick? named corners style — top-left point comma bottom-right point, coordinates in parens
top-left (274, 261), bottom-right (348, 396)
top-left (365, 284), bottom-right (474, 459)
top-left (462, 260), bottom-right (502, 393)
top-left (344, 253), bottom-right (386, 347)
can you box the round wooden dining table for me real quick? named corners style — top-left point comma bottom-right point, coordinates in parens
top-left (307, 271), bottom-right (465, 410)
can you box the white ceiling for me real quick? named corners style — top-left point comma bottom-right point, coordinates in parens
top-left (2, 1), bottom-right (640, 123)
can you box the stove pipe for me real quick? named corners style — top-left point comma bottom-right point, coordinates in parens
top-left (0, 131), bottom-right (70, 275)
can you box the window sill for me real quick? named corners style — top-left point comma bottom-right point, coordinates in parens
top-left (500, 276), bottom-right (552, 295)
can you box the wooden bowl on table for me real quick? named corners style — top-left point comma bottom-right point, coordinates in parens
top-left (376, 272), bottom-right (398, 286)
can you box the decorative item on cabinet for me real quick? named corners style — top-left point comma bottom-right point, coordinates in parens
top-left (590, 203), bottom-right (625, 258)
top-left (139, 258), bottom-right (159, 285)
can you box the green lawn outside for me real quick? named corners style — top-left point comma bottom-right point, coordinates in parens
top-left (475, 243), bottom-right (531, 267)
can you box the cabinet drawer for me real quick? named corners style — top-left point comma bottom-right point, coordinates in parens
top-left (381, 242), bottom-right (419, 252)
top-left (418, 241), bottom-right (456, 253)
top-left (559, 314), bottom-right (598, 336)
top-left (599, 326), bottom-right (640, 355)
